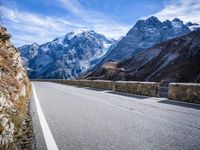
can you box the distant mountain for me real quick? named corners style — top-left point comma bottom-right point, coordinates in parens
top-left (19, 16), bottom-right (196, 80)
top-left (19, 30), bottom-right (114, 79)
top-left (95, 17), bottom-right (191, 67)
top-left (83, 30), bottom-right (200, 83)
top-left (20, 42), bottom-right (39, 70)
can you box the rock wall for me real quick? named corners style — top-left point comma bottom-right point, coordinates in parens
top-left (0, 27), bottom-right (31, 149)
top-left (169, 83), bottom-right (200, 103)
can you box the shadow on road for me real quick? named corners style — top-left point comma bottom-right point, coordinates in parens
top-left (158, 100), bottom-right (200, 110)
top-left (84, 87), bottom-right (106, 91)
top-left (106, 91), bottom-right (148, 99)
top-left (69, 86), bottom-right (106, 91)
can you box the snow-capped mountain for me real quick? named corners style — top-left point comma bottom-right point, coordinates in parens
top-left (97, 17), bottom-right (191, 64)
top-left (20, 42), bottom-right (39, 70)
top-left (20, 42), bottom-right (39, 60)
top-left (83, 30), bottom-right (200, 83)
top-left (19, 30), bottom-right (114, 79)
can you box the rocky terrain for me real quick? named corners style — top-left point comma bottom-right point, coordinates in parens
top-left (19, 30), bottom-right (114, 79)
top-left (0, 26), bottom-right (32, 149)
top-left (94, 17), bottom-right (191, 67)
top-left (83, 30), bottom-right (200, 83)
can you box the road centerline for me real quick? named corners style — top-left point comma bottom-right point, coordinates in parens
top-left (32, 83), bottom-right (59, 150)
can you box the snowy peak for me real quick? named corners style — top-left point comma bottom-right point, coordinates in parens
top-left (19, 42), bottom-right (39, 60)
top-left (19, 30), bottom-right (114, 79)
top-left (171, 18), bottom-right (190, 35)
top-left (172, 18), bottom-right (181, 22)
top-left (134, 17), bottom-right (190, 35)
top-left (171, 18), bottom-right (184, 28)
top-left (31, 42), bottom-right (39, 48)
top-left (50, 30), bottom-right (113, 46)
top-left (134, 16), bottom-right (162, 30)
top-left (144, 16), bottom-right (162, 26)
top-left (67, 30), bottom-right (112, 43)
top-left (98, 16), bottom-right (191, 63)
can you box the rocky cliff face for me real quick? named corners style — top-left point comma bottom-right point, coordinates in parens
top-left (83, 30), bottom-right (200, 83)
top-left (0, 26), bottom-right (31, 149)
top-left (19, 30), bottom-right (114, 79)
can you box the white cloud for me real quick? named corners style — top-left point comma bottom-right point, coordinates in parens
top-left (148, 0), bottom-right (200, 24)
top-left (0, 6), bottom-right (87, 46)
top-left (56, 0), bottom-right (130, 39)
top-left (0, 1), bottom-right (130, 47)
top-left (57, 0), bottom-right (83, 16)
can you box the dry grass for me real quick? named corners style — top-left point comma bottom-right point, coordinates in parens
top-left (13, 78), bottom-right (31, 134)
top-left (0, 27), bottom-right (32, 149)
top-left (0, 123), bottom-right (4, 134)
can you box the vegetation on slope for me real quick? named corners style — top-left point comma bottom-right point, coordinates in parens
top-left (0, 26), bottom-right (33, 149)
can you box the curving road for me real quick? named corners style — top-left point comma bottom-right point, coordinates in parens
top-left (31, 82), bottom-right (200, 150)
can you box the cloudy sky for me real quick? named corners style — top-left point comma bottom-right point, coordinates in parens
top-left (0, 0), bottom-right (199, 46)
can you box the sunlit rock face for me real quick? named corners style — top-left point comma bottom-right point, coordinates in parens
top-left (0, 26), bottom-right (31, 149)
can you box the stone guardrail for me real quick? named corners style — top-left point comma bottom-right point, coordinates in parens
top-left (113, 81), bottom-right (159, 97)
top-left (169, 83), bottom-right (200, 104)
top-left (32, 79), bottom-right (159, 97)
top-left (32, 79), bottom-right (200, 104)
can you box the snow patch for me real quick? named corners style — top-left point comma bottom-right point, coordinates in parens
top-left (188, 24), bottom-right (200, 31)
top-left (41, 47), bottom-right (50, 52)
top-left (103, 42), bottom-right (111, 48)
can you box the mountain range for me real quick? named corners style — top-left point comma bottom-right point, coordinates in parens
top-left (91, 17), bottom-right (192, 70)
top-left (19, 30), bottom-right (113, 79)
top-left (83, 30), bottom-right (200, 83)
top-left (19, 16), bottom-right (199, 82)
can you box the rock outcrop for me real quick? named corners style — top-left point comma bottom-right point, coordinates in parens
top-left (0, 26), bottom-right (31, 149)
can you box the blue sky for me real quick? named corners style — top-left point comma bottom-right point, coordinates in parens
top-left (1, 0), bottom-right (200, 46)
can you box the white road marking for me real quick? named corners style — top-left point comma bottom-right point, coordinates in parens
top-left (32, 83), bottom-right (59, 150)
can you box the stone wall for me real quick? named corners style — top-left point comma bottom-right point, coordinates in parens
top-left (33, 80), bottom-right (200, 104)
top-left (169, 83), bottom-right (200, 104)
top-left (113, 81), bottom-right (159, 97)
top-left (34, 79), bottom-right (159, 97)
top-left (90, 80), bottom-right (113, 90)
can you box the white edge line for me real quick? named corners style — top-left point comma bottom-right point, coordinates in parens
top-left (32, 83), bottom-right (59, 150)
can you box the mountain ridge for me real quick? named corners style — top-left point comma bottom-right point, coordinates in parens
top-left (82, 29), bottom-right (200, 83)
top-left (92, 16), bottom-right (191, 70)
top-left (19, 30), bottom-right (114, 79)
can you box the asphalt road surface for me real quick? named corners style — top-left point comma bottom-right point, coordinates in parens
top-left (31, 82), bottom-right (200, 150)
